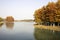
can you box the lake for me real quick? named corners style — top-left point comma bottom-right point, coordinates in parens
top-left (0, 22), bottom-right (60, 40)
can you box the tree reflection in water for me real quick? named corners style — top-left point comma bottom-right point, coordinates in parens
top-left (6, 22), bottom-right (14, 29)
top-left (34, 27), bottom-right (60, 40)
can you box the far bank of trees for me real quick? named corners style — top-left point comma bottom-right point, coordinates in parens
top-left (6, 16), bottom-right (14, 22)
top-left (34, 0), bottom-right (60, 26)
top-left (0, 17), bottom-right (4, 22)
top-left (0, 16), bottom-right (14, 22)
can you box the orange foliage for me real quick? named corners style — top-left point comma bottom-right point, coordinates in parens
top-left (34, 0), bottom-right (60, 24)
top-left (6, 16), bottom-right (14, 22)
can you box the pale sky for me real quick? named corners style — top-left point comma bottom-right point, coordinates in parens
top-left (0, 0), bottom-right (57, 20)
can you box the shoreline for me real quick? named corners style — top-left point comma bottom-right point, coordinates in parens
top-left (14, 20), bottom-right (34, 22)
top-left (34, 25), bottom-right (60, 31)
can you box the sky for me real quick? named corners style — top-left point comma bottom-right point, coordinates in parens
top-left (0, 0), bottom-right (57, 20)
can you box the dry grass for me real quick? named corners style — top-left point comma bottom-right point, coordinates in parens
top-left (34, 25), bottom-right (60, 31)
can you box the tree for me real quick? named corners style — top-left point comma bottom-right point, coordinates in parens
top-left (34, 8), bottom-right (42, 24)
top-left (6, 16), bottom-right (14, 22)
top-left (55, 0), bottom-right (60, 22)
top-left (34, 0), bottom-right (60, 25)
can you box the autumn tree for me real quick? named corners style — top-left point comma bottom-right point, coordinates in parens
top-left (55, 0), bottom-right (60, 22)
top-left (34, 0), bottom-right (60, 25)
top-left (34, 6), bottom-right (46, 24)
top-left (34, 9), bottom-right (42, 24)
top-left (46, 2), bottom-right (57, 22)
top-left (6, 16), bottom-right (14, 22)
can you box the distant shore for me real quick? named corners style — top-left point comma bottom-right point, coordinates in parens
top-left (34, 25), bottom-right (60, 31)
top-left (14, 19), bottom-right (34, 22)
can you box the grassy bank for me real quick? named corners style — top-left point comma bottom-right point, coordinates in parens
top-left (34, 25), bottom-right (60, 31)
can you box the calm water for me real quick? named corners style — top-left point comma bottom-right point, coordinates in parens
top-left (0, 22), bottom-right (60, 40)
top-left (0, 22), bottom-right (34, 40)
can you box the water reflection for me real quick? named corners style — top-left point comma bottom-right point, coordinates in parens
top-left (34, 27), bottom-right (60, 40)
top-left (5, 22), bottom-right (14, 29)
top-left (0, 22), bottom-right (34, 40)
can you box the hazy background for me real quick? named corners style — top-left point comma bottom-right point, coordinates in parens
top-left (0, 0), bottom-right (57, 20)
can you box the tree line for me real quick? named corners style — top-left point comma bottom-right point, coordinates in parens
top-left (34, 0), bottom-right (60, 26)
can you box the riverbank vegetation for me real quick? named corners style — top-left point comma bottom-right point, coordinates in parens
top-left (0, 17), bottom-right (4, 22)
top-left (0, 17), bottom-right (4, 26)
top-left (34, 0), bottom-right (60, 26)
top-left (0, 16), bottom-right (33, 22)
